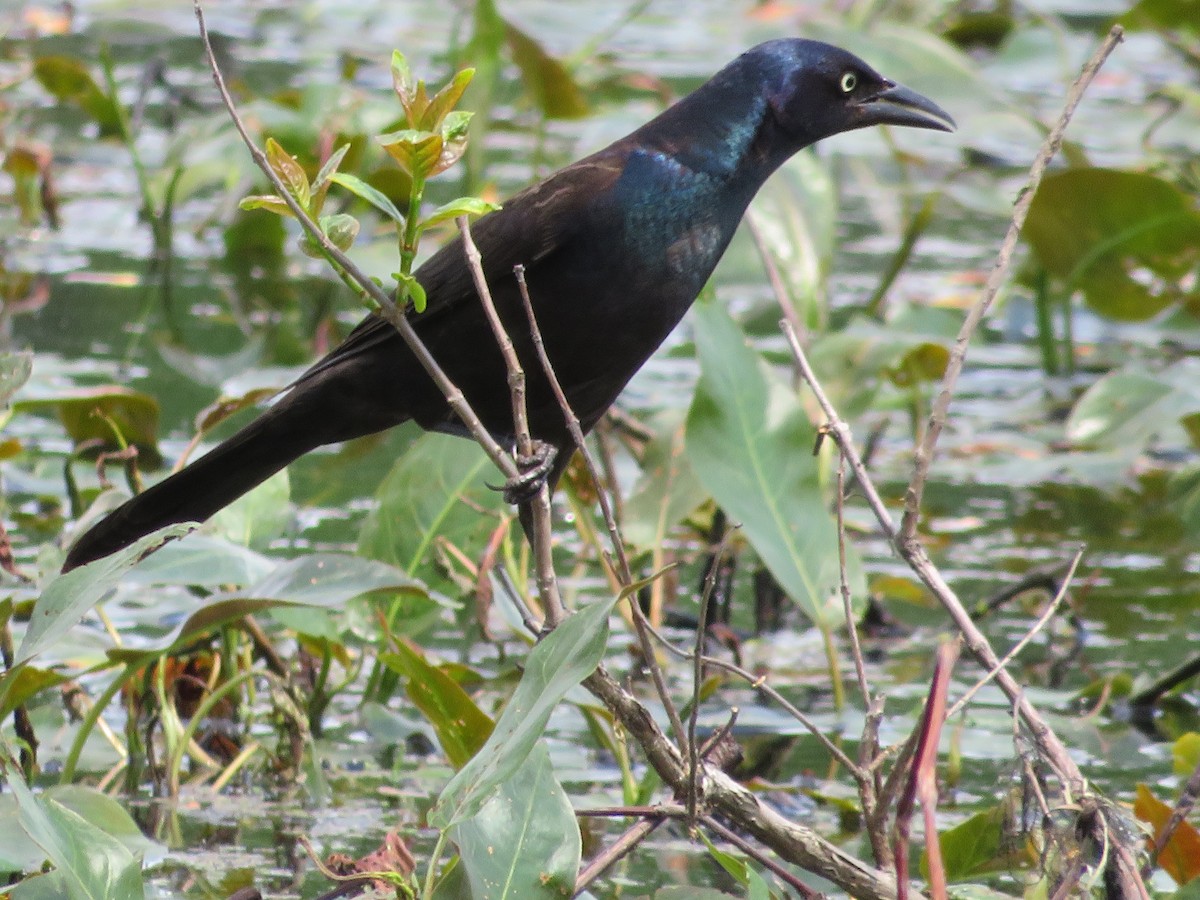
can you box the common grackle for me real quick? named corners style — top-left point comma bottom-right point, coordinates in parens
top-left (63, 39), bottom-right (953, 571)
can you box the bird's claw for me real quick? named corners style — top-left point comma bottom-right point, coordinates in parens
top-left (498, 441), bottom-right (557, 505)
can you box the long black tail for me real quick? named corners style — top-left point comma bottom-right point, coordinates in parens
top-left (62, 335), bottom-right (415, 571)
top-left (62, 400), bottom-right (319, 570)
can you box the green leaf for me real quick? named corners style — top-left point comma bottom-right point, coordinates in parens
top-left (430, 593), bottom-right (619, 827)
top-left (380, 644), bottom-right (494, 769)
top-left (378, 129), bottom-right (443, 179)
top-left (210, 469), bottom-right (291, 550)
top-left (0, 351), bottom-right (33, 409)
top-left (432, 110), bottom-right (473, 175)
top-left (18, 523), bottom-right (197, 665)
top-left (238, 194), bottom-right (295, 218)
top-left (1066, 359), bottom-right (1200, 452)
top-left (32, 56), bottom-right (120, 134)
top-left (397, 271), bottom-right (428, 313)
top-left (504, 25), bottom-right (588, 119)
top-left (421, 197), bottom-right (500, 229)
top-left (358, 433), bottom-right (504, 597)
top-left (9, 769), bottom-right (146, 900)
top-left (321, 212), bottom-right (361, 253)
top-left (452, 742), bottom-right (580, 899)
top-left (685, 299), bottom-right (864, 628)
top-left (265, 138), bottom-right (310, 209)
top-left (925, 802), bottom-right (1030, 881)
top-left (420, 67), bottom-right (476, 131)
top-left (621, 410), bottom-right (706, 548)
top-left (311, 142), bottom-right (351, 211)
top-left (699, 831), bottom-right (771, 899)
top-left (329, 172), bottom-right (406, 223)
top-left (1025, 168), bottom-right (1200, 320)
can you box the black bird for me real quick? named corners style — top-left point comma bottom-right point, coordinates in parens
top-left (63, 38), bottom-right (953, 571)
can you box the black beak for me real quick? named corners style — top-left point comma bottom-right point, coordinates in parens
top-left (858, 81), bottom-right (956, 133)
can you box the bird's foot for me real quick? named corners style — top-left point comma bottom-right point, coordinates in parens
top-left (500, 441), bottom-right (558, 505)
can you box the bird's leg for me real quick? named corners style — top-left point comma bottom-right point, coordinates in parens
top-left (502, 440), bottom-right (558, 505)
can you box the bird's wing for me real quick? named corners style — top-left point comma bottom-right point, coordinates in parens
top-left (293, 153), bottom-right (628, 384)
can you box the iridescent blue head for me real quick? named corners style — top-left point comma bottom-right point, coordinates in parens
top-left (750, 38), bottom-right (955, 145)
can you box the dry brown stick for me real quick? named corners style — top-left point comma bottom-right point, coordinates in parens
top-left (513, 266), bottom-right (688, 745)
top-left (574, 813), bottom-right (670, 896)
top-left (194, 1), bottom-right (518, 487)
top-left (630, 609), bottom-right (862, 775)
top-left (700, 815), bottom-right (823, 899)
top-left (834, 450), bottom-right (872, 708)
top-left (584, 666), bottom-right (919, 900)
top-left (946, 545), bottom-right (1083, 718)
top-left (457, 219), bottom-right (564, 626)
top-left (900, 24), bottom-right (1125, 543)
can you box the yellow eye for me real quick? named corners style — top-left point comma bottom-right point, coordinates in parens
top-left (840, 71), bottom-right (858, 93)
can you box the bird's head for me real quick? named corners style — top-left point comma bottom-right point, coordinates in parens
top-left (753, 39), bottom-right (955, 144)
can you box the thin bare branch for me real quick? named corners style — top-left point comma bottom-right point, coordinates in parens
top-left (513, 266), bottom-right (688, 743)
top-left (901, 25), bottom-right (1125, 541)
top-left (456, 218), bottom-right (564, 626)
top-left (947, 546), bottom-right (1083, 718)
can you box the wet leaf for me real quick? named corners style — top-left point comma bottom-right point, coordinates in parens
top-left (452, 742), bottom-right (580, 900)
top-left (19, 523), bottom-right (197, 665)
top-left (686, 298), bottom-right (864, 628)
top-left (1025, 169), bottom-right (1200, 320)
top-left (431, 593), bottom-right (619, 827)
top-left (1135, 783), bottom-right (1200, 884)
top-left (381, 643), bottom-right (494, 769)
top-left (9, 770), bottom-right (147, 900)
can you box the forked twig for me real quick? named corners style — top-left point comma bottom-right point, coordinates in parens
top-left (456, 219), bottom-right (564, 626)
top-left (512, 266), bottom-right (688, 745)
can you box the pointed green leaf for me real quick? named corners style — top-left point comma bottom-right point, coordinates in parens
top-left (420, 67), bottom-right (475, 131)
top-left (311, 142), bottom-right (351, 213)
top-left (381, 644), bottom-right (494, 769)
top-left (265, 138), bottom-right (310, 209)
top-left (685, 299), bottom-right (863, 628)
top-left (420, 197), bottom-right (500, 229)
top-left (238, 194), bottom-right (295, 218)
top-left (452, 743), bottom-right (580, 899)
top-left (19, 523), bottom-right (197, 664)
top-left (431, 593), bottom-right (620, 827)
top-left (329, 172), bottom-right (406, 223)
